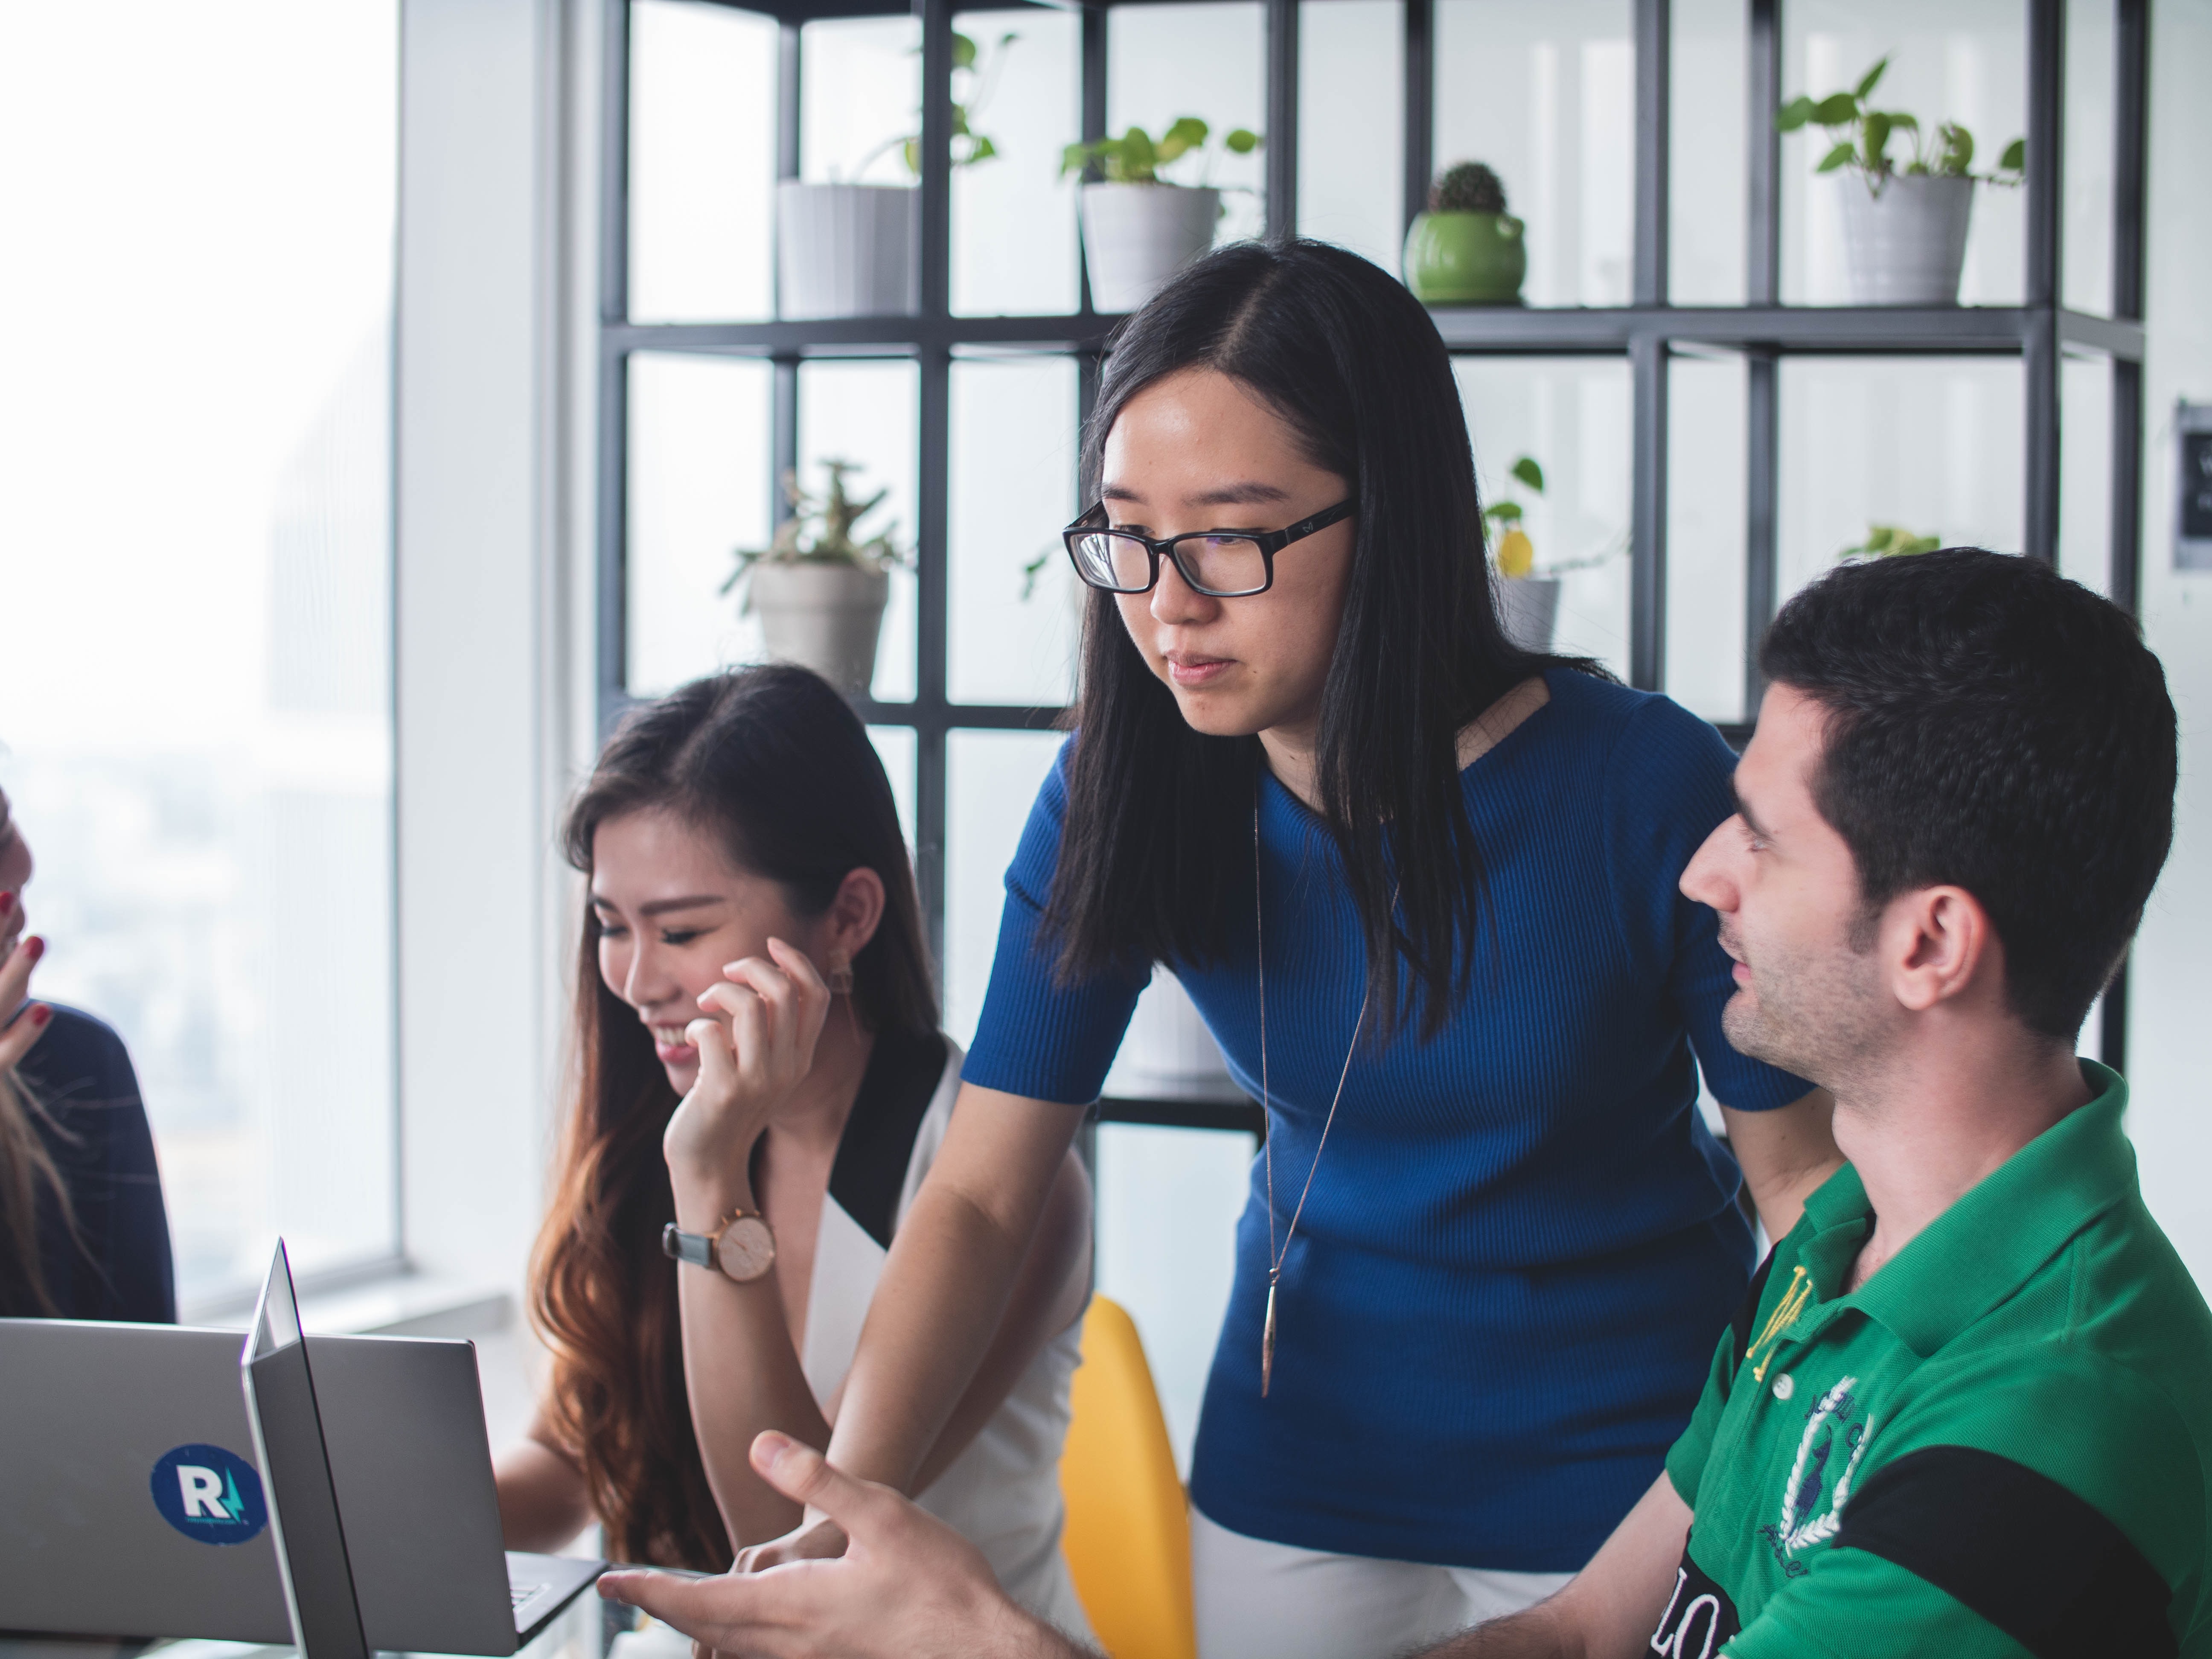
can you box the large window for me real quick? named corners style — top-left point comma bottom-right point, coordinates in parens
top-left (0, 2), bottom-right (400, 1309)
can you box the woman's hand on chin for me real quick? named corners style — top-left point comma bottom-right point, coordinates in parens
top-left (663, 937), bottom-right (832, 1203)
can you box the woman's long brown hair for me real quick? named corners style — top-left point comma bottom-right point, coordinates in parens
top-left (529, 666), bottom-right (937, 1568)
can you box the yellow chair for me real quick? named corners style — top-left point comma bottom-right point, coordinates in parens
top-left (1059, 1295), bottom-right (1198, 1659)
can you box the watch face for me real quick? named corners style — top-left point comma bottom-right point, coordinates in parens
top-left (716, 1215), bottom-right (777, 1284)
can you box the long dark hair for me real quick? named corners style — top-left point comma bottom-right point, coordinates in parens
top-left (530, 665), bottom-right (936, 1567)
top-left (1045, 239), bottom-right (1604, 1038)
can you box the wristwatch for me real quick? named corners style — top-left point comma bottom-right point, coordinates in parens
top-left (662, 1208), bottom-right (777, 1284)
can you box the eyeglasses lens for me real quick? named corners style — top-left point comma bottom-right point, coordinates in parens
top-left (1181, 535), bottom-right (1267, 595)
top-left (1071, 531), bottom-right (1155, 593)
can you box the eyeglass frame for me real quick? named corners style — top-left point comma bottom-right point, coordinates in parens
top-left (1060, 498), bottom-right (1357, 597)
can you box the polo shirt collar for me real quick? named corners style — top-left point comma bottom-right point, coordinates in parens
top-left (1803, 1061), bottom-right (2136, 1358)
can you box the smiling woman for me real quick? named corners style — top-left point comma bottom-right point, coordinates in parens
top-left (495, 665), bottom-right (1092, 1641)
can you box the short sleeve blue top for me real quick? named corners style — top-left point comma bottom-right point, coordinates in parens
top-left (962, 671), bottom-right (1810, 1571)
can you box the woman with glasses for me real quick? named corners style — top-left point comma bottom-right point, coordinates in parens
top-left (753, 241), bottom-right (1837, 1659)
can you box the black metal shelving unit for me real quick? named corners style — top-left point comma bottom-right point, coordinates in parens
top-left (596, 0), bottom-right (2151, 1116)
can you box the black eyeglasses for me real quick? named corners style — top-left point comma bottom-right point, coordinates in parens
top-left (1061, 499), bottom-right (1356, 597)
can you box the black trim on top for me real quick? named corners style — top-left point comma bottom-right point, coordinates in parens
top-left (827, 1030), bottom-right (949, 1251)
top-left (1837, 1444), bottom-right (2177, 1659)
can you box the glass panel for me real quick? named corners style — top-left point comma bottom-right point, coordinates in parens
top-left (0, 0), bottom-right (399, 1306)
top-left (867, 725), bottom-right (919, 860)
top-left (1666, 353), bottom-right (1749, 725)
top-left (1777, 358), bottom-right (2024, 605)
top-left (1094, 1123), bottom-right (1253, 1475)
top-left (949, 356), bottom-right (1082, 705)
top-left (1107, 4), bottom-right (1268, 248)
top-left (945, 730), bottom-right (1064, 1045)
top-left (630, 0), bottom-right (777, 324)
top-left (1434, 0), bottom-right (1637, 308)
top-left (2060, 353), bottom-right (2114, 599)
top-left (1298, 0), bottom-right (1405, 272)
top-left (802, 16), bottom-right (922, 183)
top-left (799, 360), bottom-right (920, 702)
top-left (1779, 0), bottom-right (2027, 307)
top-left (952, 9), bottom-right (1080, 317)
top-left (626, 354), bottom-right (775, 698)
top-left (1454, 357), bottom-right (1635, 678)
top-left (1670, 0), bottom-right (1748, 306)
top-left (2063, 0), bottom-right (2117, 316)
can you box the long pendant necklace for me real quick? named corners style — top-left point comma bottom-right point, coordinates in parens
top-left (1255, 787), bottom-right (1378, 1398)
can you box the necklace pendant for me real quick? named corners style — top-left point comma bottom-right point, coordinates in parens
top-left (1261, 1279), bottom-right (1278, 1397)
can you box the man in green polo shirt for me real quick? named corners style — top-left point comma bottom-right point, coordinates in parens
top-left (595, 546), bottom-right (2208, 1657)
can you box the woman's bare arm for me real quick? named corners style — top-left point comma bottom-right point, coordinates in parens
top-left (493, 1415), bottom-right (596, 1554)
top-left (823, 1084), bottom-right (1086, 1493)
top-left (1719, 1088), bottom-right (1842, 1243)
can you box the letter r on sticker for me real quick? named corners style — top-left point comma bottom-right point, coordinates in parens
top-left (177, 1465), bottom-right (227, 1519)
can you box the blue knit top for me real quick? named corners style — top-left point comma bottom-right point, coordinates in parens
top-left (962, 670), bottom-right (1810, 1571)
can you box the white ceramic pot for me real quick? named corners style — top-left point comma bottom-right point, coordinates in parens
top-left (1496, 575), bottom-right (1560, 652)
top-left (1105, 969), bottom-right (1243, 1103)
top-left (777, 182), bottom-right (919, 320)
top-left (746, 561), bottom-right (891, 694)
top-left (1835, 173), bottom-right (1975, 305)
top-left (1079, 183), bottom-right (1221, 314)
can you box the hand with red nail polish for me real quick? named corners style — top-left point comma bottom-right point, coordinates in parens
top-left (0, 929), bottom-right (50, 1072)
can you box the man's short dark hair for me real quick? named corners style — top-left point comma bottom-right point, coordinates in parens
top-left (1761, 547), bottom-right (2176, 1043)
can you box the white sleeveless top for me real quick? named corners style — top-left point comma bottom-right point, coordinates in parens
top-left (797, 1030), bottom-right (1094, 1644)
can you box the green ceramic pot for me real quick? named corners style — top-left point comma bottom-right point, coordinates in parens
top-left (1403, 210), bottom-right (1527, 304)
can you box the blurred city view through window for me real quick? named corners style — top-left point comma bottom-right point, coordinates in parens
top-left (0, 2), bottom-right (400, 1310)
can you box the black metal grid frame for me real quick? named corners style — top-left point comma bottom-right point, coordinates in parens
top-left (597, 0), bottom-right (2151, 1118)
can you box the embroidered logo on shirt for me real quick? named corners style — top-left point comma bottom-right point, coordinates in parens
top-left (1745, 1264), bottom-right (1813, 1383)
top-left (1764, 1376), bottom-right (1874, 1559)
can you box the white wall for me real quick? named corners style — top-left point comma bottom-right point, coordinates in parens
top-left (396, 0), bottom-right (594, 1297)
top-left (2118, 0), bottom-right (2212, 1289)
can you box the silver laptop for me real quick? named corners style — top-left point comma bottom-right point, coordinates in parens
top-left (0, 1245), bottom-right (601, 1651)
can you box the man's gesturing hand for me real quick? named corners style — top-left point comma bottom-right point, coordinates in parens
top-left (597, 1432), bottom-right (1082, 1659)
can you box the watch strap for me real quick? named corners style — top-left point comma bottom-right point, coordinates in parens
top-left (661, 1222), bottom-right (717, 1271)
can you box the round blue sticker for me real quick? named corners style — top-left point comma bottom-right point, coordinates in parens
top-left (150, 1443), bottom-right (268, 1545)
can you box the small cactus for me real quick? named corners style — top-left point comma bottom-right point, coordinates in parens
top-left (1430, 161), bottom-right (1508, 215)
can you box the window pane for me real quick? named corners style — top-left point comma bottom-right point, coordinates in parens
top-left (952, 9), bottom-right (1081, 317)
top-left (0, 1), bottom-right (399, 1305)
top-left (1435, 0), bottom-right (1637, 308)
top-left (1670, 0), bottom-right (1748, 306)
top-left (625, 353), bottom-right (775, 698)
top-left (1454, 357), bottom-right (1634, 678)
top-left (1778, 358), bottom-right (2024, 604)
top-left (1779, 0), bottom-right (2026, 307)
top-left (945, 730), bottom-right (1063, 1046)
top-left (867, 725), bottom-right (919, 860)
top-left (1094, 1123), bottom-right (1252, 1476)
top-left (630, 0), bottom-right (777, 324)
top-left (950, 356), bottom-right (1081, 705)
top-left (799, 360), bottom-right (920, 702)
top-left (2060, 353), bottom-right (2114, 599)
top-left (803, 16), bottom-right (921, 183)
top-left (1108, 4), bottom-right (1267, 248)
top-left (1666, 354), bottom-right (1749, 724)
top-left (2063, 0), bottom-right (2117, 316)
top-left (1298, 0), bottom-right (1404, 272)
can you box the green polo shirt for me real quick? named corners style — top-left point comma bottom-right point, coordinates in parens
top-left (1656, 1062), bottom-right (2212, 1658)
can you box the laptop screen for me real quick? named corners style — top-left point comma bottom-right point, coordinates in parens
top-left (242, 1241), bottom-right (370, 1659)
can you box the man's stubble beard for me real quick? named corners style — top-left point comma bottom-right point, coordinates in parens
top-left (1721, 932), bottom-right (1886, 1090)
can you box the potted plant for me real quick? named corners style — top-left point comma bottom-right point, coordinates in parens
top-left (1777, 57), bottom-right (2023, 306)
top-left (1485, 455), bottom-right (1557, 649)
top-left (1403, 162), bottom-right (1526, 305)
top-left (779, 31), bottom-right (1015, 320)
top-left (1061, 117), bottom-right (1262, 314)
top-left (1839, 523), bottom-right (1941, 560)
top-left (723, 460), bottom-right (910, 694)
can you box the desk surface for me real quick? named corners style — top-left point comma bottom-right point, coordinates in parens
top-left (0, 1590), bottom-right (602, 1659)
